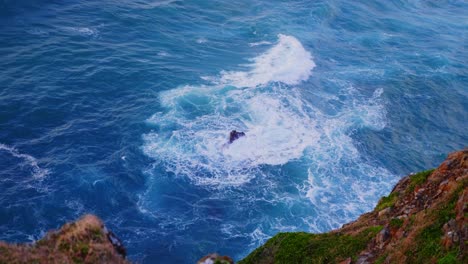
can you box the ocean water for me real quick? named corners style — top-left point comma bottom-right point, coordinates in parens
top-left (0, 0), bottom-right (466, 263)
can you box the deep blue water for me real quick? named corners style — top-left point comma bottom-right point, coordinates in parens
top-left (0, 0), bottom-right (467, 263)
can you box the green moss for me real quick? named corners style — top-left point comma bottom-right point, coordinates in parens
top-left (78, 243), bottom-right (89, 256)
top-left (214, 260), bottom-right (231, 264)
top-left (58, 241), bottom-right (70, 252)
top-left (408, 169), bottom-right (435, 192)
top-left (375, 192), bottom-right (399, 211)
top-left (438, 252), bottom-right (461, 264)
top-left (374, 253), bottom-right (388, 264)
top-left (239, 226), bottom-right (382, 264)
top-left (390, 218), bottom-right (404, 228)
top-left (89, 227), bottom-right (103, 241)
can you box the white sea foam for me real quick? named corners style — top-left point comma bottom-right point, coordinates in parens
top-left (142, 34), bottom-right (394, 237)
top-left (157, 51), bottom-right (170, 57)
top-left (0, 143), bottom-right (49, 179)
top-left (143, 35), bottom-right (318, 187)
top-left (196, 37), bottom-right (208, 44)
top-left (218, 34), bottom-right (315, 87)
top-left (249, 227), bottom-right (270, 247)
top-left (142, 34), bottom-right (391, 192)
top-left (248, 41), bottom-right (272, 47)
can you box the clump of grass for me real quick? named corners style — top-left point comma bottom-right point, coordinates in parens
top-left (408, 169), bottom-right (435, 192)
top-left (375, 192), bottom-right (399, 211)
top-left (76, 243), bottom-right (89, 257)
top-left (58, 241), bottom-right (71, 252)
top-left (214, 260), bottom-right (232, 264)
top-left (239, 226), bottom-right (383, 264)
top-left (363, 225), bottom-right (384, 234)
top-left (375, 253), bottom-right (388, 264)
top-left (89, 227), bottom-right (103, 242)
top-left (438, 252), bottom-right (461, 264)
top-left (390, 218), bottom-right (404, 228)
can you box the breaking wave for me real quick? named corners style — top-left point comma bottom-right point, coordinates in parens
top-left (143, 34), bottom-right (317, 186)
top-left (142, 34), bottom-right (395, 237)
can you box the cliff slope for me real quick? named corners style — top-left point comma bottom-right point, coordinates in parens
top-left (240, 150), bottom-right (467, 264)
top-left (0, 215), bottom-right (128, 264)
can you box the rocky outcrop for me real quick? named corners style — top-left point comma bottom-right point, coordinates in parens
top-left (240, 149), bottom-right (467, 264)
top-left (197, 253), bottom-right (234, 264)
top-left (0, 215), bottom-right (128, 264)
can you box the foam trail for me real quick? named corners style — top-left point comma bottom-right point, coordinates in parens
top-left (0, 143), bottom-right (49, 179)
top-left (61, 26), bottom-right (99, 38)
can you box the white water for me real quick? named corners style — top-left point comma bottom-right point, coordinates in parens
top-left (143, 35), bottom-right (391, 189)
top-left (217, 34), bottom-right (315, 87)
top-left (142, 34), bottom-right (395, 233)
top-left (143, 34), bottom-right (318, 186)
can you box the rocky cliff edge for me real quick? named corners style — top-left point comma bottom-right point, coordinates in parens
top-left (239, 149), bottom-right (467, 264)
top-left (0, 215), bottom-right (128, 264)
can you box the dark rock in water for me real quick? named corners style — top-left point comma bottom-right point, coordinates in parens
top-left (104, 227), bottom-right (127, 258)
top-left (229, 130), bottom-right (245, 144)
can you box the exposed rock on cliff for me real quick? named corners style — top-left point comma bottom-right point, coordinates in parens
top-left (0, 214), bottom-right (128, 264)
top-left (197, 253), bottom-right (234, 264)
top-left (240, 150), bottom-right (467, 264)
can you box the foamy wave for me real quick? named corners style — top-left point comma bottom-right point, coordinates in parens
top-left (143, 83), bottom-right (319, 187)
top-left (144, 35), bottom-right (320, 187)
top-left (143, 33), bottom-right (390, 207)
top-left (218, 34), bottom-right (315, 87)
top-left (0, 143), bottom-right (49, 179)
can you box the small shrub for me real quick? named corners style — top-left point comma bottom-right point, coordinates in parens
top-left (58, 241), bottom-right (70, 252)
top-left (438, 252), bottom-right (460, 264)
top-left (376, 192), bottom-right (399, 211)
top-left (390, 218), bottom-right (404, 228)
top-left (375, 253), bottom-right (388, 264)
top-left (408, 169), bottom-right (435, 192)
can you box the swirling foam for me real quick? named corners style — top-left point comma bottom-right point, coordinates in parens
top-left (142, 34), bottom-right (394, 246)
top-left (0, 143), bottom-right (49, 179)
top-left (143, 35), bottom-right (317, 186)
